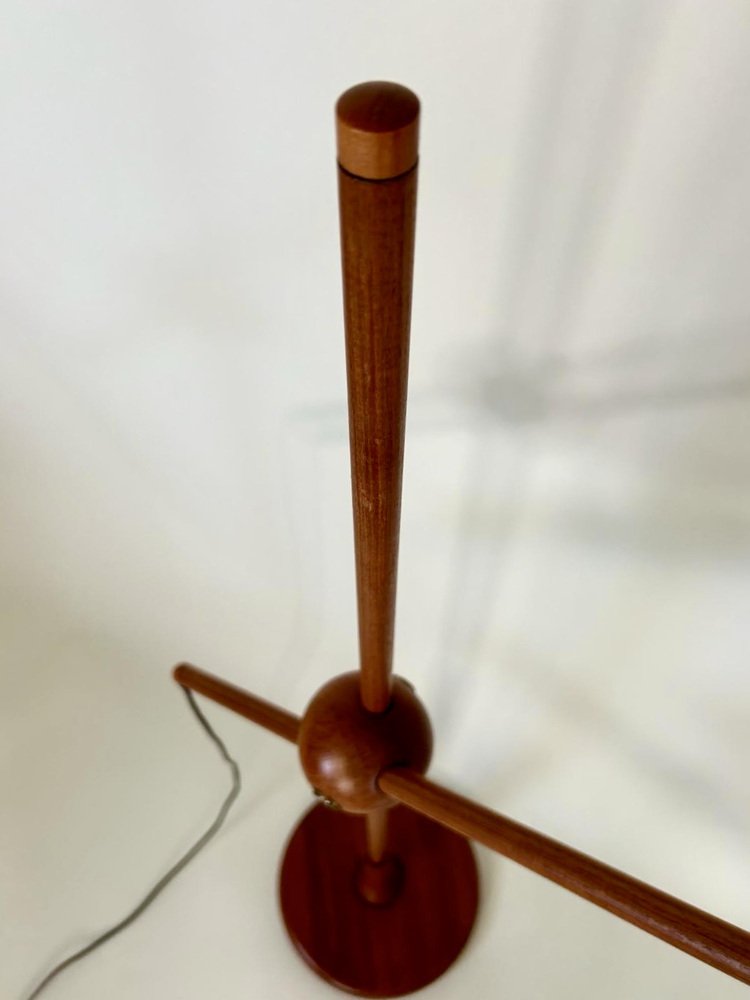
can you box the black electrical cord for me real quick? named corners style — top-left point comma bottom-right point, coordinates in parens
top-left (23, 686), bottom-right (241, 999)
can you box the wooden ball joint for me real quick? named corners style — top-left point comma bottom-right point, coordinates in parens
top-left (298, 673), bottom-right (432, 813)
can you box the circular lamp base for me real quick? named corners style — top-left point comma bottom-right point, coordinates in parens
top-left (279, 804), bottom-right (479, 997)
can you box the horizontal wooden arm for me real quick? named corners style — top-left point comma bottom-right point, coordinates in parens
top-left (378, 768), bottom-right (750, 985)
top-left (172, 663), bottom-right (300, 744)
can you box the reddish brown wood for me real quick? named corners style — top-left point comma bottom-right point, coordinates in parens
top-left (298, 672), bottom-right (431, 813)
top-left (172, 663), bottom-right (300, 743)
top-left (279, 803), bottom-right (478, 997)
top-left (355, 853), bottom-right (403, 908)
top-left (366, 807), bottom-right (389, 863)
top-left (379, 768), bottom-right (750, 986)
top-left (357, 807), bottom-right (396, 904)
top-left (337, 82), bottom-right (420, 181)
top-left (339, 156), bottom-right (418, 715)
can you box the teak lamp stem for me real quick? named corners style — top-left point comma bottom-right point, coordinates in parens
top-left (337, 83), bottom-right (420, 878)
top-left (337, 82), bottom-right (419, 716)
top-left (171, 82), bottom-right (750, 996)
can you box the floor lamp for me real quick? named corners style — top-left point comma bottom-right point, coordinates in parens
top-left (173, 81), bottom-right (750, 997)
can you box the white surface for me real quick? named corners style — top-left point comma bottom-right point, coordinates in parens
top-left (2, 2), bottom-right (750, 997)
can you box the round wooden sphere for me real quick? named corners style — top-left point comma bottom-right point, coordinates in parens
top-left (298, 673), bottom-right (432, 813)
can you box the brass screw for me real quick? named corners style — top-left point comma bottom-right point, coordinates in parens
top-left (312, 787), bottom-right (341, 810)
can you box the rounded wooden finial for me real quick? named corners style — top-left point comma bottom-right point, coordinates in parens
top-left (336, 81), bottom-right (420, 181)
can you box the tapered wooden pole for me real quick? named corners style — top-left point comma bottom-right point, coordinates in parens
top-left (337, 82), bottom-right (420, 716)
top-left (379, 768), bottom-right (750, 985)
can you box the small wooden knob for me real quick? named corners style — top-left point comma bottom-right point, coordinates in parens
top-left (336, 81), bottom-right (420, 181)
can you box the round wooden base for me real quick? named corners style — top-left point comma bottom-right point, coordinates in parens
top-left (279, 804), bottom-right (479, 997)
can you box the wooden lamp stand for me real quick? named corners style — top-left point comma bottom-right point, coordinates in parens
top-left (173, 83), bottom-right (750, 996)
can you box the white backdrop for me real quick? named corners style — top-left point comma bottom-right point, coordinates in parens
top-left (2, 2), bottom-right (750, 997)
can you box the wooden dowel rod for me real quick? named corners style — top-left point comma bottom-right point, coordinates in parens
top-left (337, 82), bottom-right (420, 714)
top-left (173, 663), bottom-right (300, 744)
top-left (357, 806), bottom-right (402, 906)
top-left (365, 807), bottom-right (389, 864)
top-left (379, 768), bottom-right (750, 985)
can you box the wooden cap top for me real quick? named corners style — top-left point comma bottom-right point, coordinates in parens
top-left (336, 82), bottom-right (420, 181)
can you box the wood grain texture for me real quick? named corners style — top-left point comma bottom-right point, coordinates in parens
top-left (279, 803), bottom-right (478, 997)
top-left (379, 768), bottom-right (750, 985)
top-left (172, 663), bottom-right (300, 743)
top-left (339, 162), bottom-right (418, 715)
top-left (336, 82), bottom-right (420, 181)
